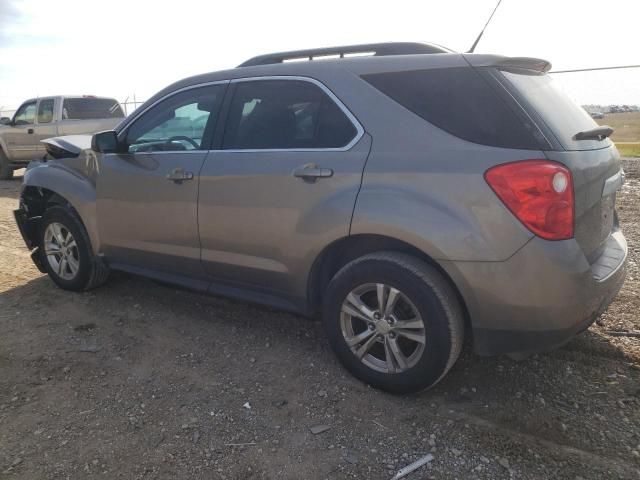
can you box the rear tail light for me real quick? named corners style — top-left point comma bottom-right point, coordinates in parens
top-left (484, 159), bottom-right (574, 240)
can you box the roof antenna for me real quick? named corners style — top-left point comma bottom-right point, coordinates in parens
top-left (468, 0), bottom-right (504, 53)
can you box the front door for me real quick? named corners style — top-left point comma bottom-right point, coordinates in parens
top-left (198, 78), bottom-right (370, 299)
top-left (5, 100), bottom-right (39, 161)
top-left (96, 82), bottom-right (227, 278)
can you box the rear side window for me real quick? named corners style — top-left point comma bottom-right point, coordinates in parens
top-left (62, 98), bottom-right (124, 120)
top-left (500, 70), bottom-right (603, 151)
top-left (37, 99), bottom-right (55, 123)
top-left (222, 80), bottom-right (358, 150)
top-left (362, 67), bottom-right (540, 149)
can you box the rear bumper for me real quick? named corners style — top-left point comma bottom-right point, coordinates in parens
top-left (441, 229), bottom-right (627, 356)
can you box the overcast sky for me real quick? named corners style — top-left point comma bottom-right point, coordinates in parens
top-left (1, 0), bottom-right (638, 113)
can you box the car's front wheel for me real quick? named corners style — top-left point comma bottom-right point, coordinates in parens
top-left (39, 205), bottom-right (109, 291)
top-left (323, 252), bottom-right (464, 393)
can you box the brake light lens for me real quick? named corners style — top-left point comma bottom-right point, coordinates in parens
top-left (484, 160), bottom-right (574, 240)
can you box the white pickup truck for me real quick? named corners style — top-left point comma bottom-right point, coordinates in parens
top-left (0, 95), bottom-right (125, 179)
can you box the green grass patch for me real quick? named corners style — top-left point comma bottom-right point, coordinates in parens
top-left (616, 143), bottom-right (640, 158)
top-left (596, 112), bottom-right (640, 143)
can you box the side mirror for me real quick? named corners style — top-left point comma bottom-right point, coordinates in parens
top-left (0, 117), bottom-right (11, 125)
top-left (91, 130), bottom-right (119, 153)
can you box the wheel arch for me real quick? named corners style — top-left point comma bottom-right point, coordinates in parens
top-left (20, 165), bottom-right (99, 253)
top-left (307, 233), bottom-right (471, 334)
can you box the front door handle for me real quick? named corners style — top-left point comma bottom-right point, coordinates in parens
top-left (292, 163), bottom-right (334, 183)
top-left (27, 128), bottom-right (34, 134)
top-left (166, 168), bottom-right (194, 184)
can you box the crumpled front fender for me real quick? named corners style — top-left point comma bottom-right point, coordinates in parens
top-left (21, 160), bottom-right (100, 253)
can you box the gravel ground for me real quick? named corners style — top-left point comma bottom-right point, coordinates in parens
top-left (1, 162), bottom-right (639, 480)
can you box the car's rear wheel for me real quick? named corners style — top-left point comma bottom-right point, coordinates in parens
top-left (323, 252), bottom-right (464, 393)
top-left (39, 206), bottom-right (109, 291)
top-left (0, 150), bottom-right (13, 180)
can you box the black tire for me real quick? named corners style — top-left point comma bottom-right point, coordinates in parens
top-left (323, 252), bottom-right (464, 394)
top-left (39, 205), bottom-right (109, 291)
top-left (0, 149), bottom-right (13, 180)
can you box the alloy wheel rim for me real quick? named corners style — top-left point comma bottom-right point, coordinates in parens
top-left (44, 222), bottom-right (79, 280)
top-left (340, 283), bottom-right (426, 374)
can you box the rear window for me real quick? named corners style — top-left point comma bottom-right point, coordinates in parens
top-left (362, 67), bottom-right (540, 149)
top-left (62, 98), bottom-right (124, 120)
top-left (499, 70), bottom-right (605, 151)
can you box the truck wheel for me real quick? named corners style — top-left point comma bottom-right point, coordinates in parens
top-left (39, 205), bottom-right (109, 291)
top-left (0, 150), bottom-right (13, 180)
top-left (322, 252), bottom-right (464, 394)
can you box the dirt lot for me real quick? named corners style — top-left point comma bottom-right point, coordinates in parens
top-left (1, 163), bottom-right (639, 480)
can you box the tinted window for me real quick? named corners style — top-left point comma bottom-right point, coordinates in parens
top-left (62, 98), bottom-right (124, 120)
top-left (500, 70), bottom-right (603, 151)
top-left (37, 99), bottom-right (55, 124)
top-left (223, 80), bottom-right (357, 149)
top-left (125, 85), bottom-right (225, 153)
top-left (362, 68), bottom-right (540, 149)
top-left (13, 101), bottom-right (37, 125)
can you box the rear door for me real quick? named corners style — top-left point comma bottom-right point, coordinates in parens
top-left (497, 69), bottom-right (621, 262)
top-left (5, 100), bottom-right (39, 161)
top-left (96, 82), bottom-right (227, 279)
top-left (198, 77), bottom-right (369, 298)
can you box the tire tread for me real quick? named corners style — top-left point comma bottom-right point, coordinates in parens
top-left (326, 251), bottom-right (464, 391)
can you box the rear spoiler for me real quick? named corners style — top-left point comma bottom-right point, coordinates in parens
top-left (464, 54), bottom-right (552, 73)
top-left (495, 57), bottom-right (552, 73)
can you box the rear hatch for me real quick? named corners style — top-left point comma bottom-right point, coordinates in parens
top-left (494, 65), bottom-right (621, 262)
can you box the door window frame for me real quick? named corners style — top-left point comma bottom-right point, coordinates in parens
top-left (220, 76), bottom-right (364, 153)
top-left (13, 100), bottom-right (37, 125)
top-left (115, 76), bottom-right (364, 154)
top-left (116, 80), bottom-right (230, 154)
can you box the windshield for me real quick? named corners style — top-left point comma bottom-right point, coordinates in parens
top-left (500, 70), bottom-right (609, 151)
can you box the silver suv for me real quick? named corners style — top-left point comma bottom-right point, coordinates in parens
top-left (14, 43), bottom-right (627, 393)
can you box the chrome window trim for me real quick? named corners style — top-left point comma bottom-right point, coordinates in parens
top-left (116, 80), bottom-right (230, 143)
top-left (223, 75), bottom-right (364, 152)
top-left (121, 150), bottom-right (208, 156)
top-left (116, 76), bottom-right (364, 154)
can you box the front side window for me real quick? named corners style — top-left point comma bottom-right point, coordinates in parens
top-left (222, 80), bottom-right (358, 150)
top-left (125, 85), bottom-right (226, 153)
top-left (37, 99), bottom-right (55, 124)
top-left (13, 101), bottom-right (37, 125)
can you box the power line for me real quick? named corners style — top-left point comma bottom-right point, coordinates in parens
top-left (551, 65), bottom-right (640, 74)
top-left (468, 0), bottom-right (504, 53)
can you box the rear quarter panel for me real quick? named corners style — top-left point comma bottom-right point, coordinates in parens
top-left (334, 64), bottom-right (536, 262)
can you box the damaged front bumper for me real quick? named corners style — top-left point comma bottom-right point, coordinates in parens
top-left (13, 206), bottom-right (46, 273)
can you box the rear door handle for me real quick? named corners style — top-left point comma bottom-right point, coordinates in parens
top-left (292, 163), bottom-right (334, 182)
top-left (166, 168), bottom-right (194, 184)
top-left (27, 128), bottom-right (34, 134)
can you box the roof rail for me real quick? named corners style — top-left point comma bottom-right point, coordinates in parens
top-left (237, 42), bottom-right (451, 67)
